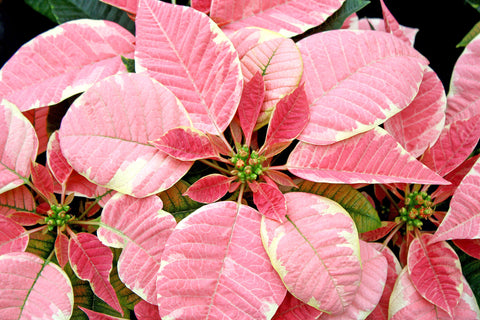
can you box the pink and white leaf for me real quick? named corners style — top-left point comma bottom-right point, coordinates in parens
top-left (150, 127), bottom-right (219, 161)
top-left (30, 162), bottom-right (54, 198)
top-left (261, 85), bottom-right (309, 155)
top-left (323, 240), bottom-right (387, 320)
top-left (237, 72), bottom-right (265, 145)
top-left (384, 67), bottom-right (446, 158)
top-left (446, 33), bottom-right (480, 124)
top-left (0, 185), bottom-right (36, 217)
top-left (184, 174), bottom-right (233, 203)
top-left (79, 307), bottom-right (125, 320)
top-left (135, 0), bottom-right (243, 134)
top-left (366, 243), bottom-right (402, 320)
top-left (0, 252), bottom-right (73, 319)
top-left (379, 0), bottom-right (412, 44)
top-left (264, 170), bottom-right (297, 188)
top-left (62, 172), bottom-right (110, 199)
top-left (101, 0), bottom-right (138, 14)
top-left (408, 234), bottom-right (463, 316)
top-left (0, 215), bottom-right (28, 255)
top-left (98, 193), bottom-right (176, 304)
top-left (47, 131), bottom-right (73, 185)
top-left (134, 300), bottom-right (161, 320)
top-left (250, 181), bottom-right (287, 222)
top-left (350, 18), bottom-right (418, 46)
top-left (210, 0), bottom-right (345, 38)
top-left (0, 101), bottom-right (38, 194)
top-left (192, 0), bottom-right (211, 13)
top-left (389, 268), bottom-right (479, 319)
top-left (23, 106), bottom-right (49, 154)
top-left (272, 293), bottom-right (323, 320)
top-left (433, 157), bottom-right (480, 242)
top-left (59, 73), bottom-right (193, 198)
top-left (0, 19), bottom-right (135, 112)
top-left (157, 201), bottom-right (286, 320)
top-left (68, 232), bottom-right (122, 313)
top-left (288, 127), bottom-right (448, 185)
top-left (261, 192), bottom-right (361, 314)
top-left (421, 115), bottom-right (480, 177)
top-left (55, 232), bottom-right (70, 268)
top-left (230, 28), bottom-right (303, 127)
top-left (297, 30), bottom-right (428, 145)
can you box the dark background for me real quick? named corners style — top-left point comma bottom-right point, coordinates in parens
top-left (0, 0), bottom-right (478, 89)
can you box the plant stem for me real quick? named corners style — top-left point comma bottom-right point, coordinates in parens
top-left (199, 159), bottom-right (231, 175)
top-left (381, 221), bottom-right (404, 250)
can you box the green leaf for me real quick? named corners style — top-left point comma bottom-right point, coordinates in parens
top-left (466, 0), bottom-right (480, 12)
top-left (121, 56), bottom-right (136, 73)
top-left (159, 180), bottom-right (204, 222)
top-left (457, 21), bottom-right (480, 47)
top-left (110, 248), bottom-right (142, 311)
top-left (292, 181), bottom-right (381, 233)
top-left (292, 0), bottom-right (371, 41)
top-left (26, 230), bottom-right (56, 259)
top-left (459, 250), bottom-right (480, 303)
top-left (25, 0), bottom-right (135, 33)
top-left (64, 262), bottom-right (92, 320)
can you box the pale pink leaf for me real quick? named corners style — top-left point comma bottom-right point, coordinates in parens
top-left (250, 181), bottom-right (287, 222)
top-left (150, 127), bottom-right (219, 161)
top-left (101, 0), bottom-right (138, 14)
top-left (184, 174), bottom-right (233, 203)
top-left (0, 101), bottom-right (38, 194)
top-left (366, 243), bottom-right (402, 320)
top-left (0, 185), bottom-right (36, 217)
top-left (79, 306), bottom-right (125, 320)
top-left (0, 215), bottom-right (28, 255)
top-left (421, 115), bottom-right (480, 177)
top-left (230, 28), bottom-right (304, 128)
top-left (297, 30), bottom-right (428, 145)
top-left (135, 0), bottom-right (243, 134)
top-left (55, 232), bottom-right (70, 268)
top-left (47, 131), bottom-right (73, 185)
top-left (0, 19), bottom-right (135, 112)
top-left (351, 18), bottom-right (418, 46)
top-left (23, 106), bottom-right (49, 154)
top-left (379, 0), bottom-right (411, 43)
top-left (237, 72), bottom-right (265, 145)
top-left (288, 127), bottom-right (448, 185)
top-left (0, 252), bottom-right (73, 319)
top-left (408, 234), bottom-right (463, 316)
top-left (192, 0), bottom-right (211, 13)
top-left (68, 232), bottom-right (122, 313)
top-left (433, 157), bottom-right (480, 242)
top-left (384, 67), bottom-right (446, 158)
top-left (323, 240), bottom-right (387, 320)
top-left (157, 201), bottom-right (286, 320)
top-left (261, 192), bottom-right (361, 314)
top-left (262, 85), bottom-right (309, 155)
top-left (446, 33), bottom-right (480, 124)
top-left (453, 239), bottom-right (480, 260)
top-left (59, 73), bottom-right (193, 198)
top-left (210, 0), bottom-right (345, 38)
top-left (98, 193), bottom-right (176, 304)
top-left (389, 268), bottom-right (479, 319)
top-left (134, 300), bottom-right (161, 320)
top-left (272, 293), bottom-right (323, 320)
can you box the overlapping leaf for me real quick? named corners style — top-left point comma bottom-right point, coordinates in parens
top-left (261, 192), bottom-right (361, 314)
top-left (98, 193), bottom-right (176, 304)
top-left (0, 215), bottom-right (28, 255)
top-left (59, 73), bottom-right (193, 198)
top-left (0, 252), bottom-right (74, 319)
top-left (408, 234), bottom-right (463, 316)
top-left (288, 127), bottom-right (448, 185)
top-left (297, 29), bottom-right (428, 145)
top-left (433, 157), bottom-right (480, 242)
top-left (237, 72), bottom-right (265, 145)
top-left (157, 202), bottom-right (286, 320)
top-left (272, 293), bottom-right (323, 320)
top-left (135, 0), bottom-right (243, 134)
top-left (0, 19), bottom-right (135, 112)
top-left (250, 181), bottom-right (287, 222)
top-left (351, 17), bottom-right (418, 45)
top-left (210, 0), bottom-right (345, 37)
top-left (230, 28), bottom-right (303, 128)
top-left (101, 0), bottom-right (138, 14)
top-left (0, 185), bottom-right (36, 217)
top-left (384, 67), bottom-right (446, 158)
top-left (47, 131), bottom-right (74, 185)
top-left (184, 174), bottom-right (233, 203)
top-left (0, 101), bottom-right (38, 194)
top-left (23, 106), bottom-right (50, 154)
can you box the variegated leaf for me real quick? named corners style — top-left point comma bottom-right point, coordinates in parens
top-left (0, 215), bottom-right (28, 255)
top-left (47, 131), bottom-right (73, 185)
top-left (184, 174), bottom-right (233, 203)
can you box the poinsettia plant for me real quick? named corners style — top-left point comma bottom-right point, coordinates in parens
top-left (1, 0), bottom-right (480, 319)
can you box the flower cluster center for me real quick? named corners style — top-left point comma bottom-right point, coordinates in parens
top-left (45, 204), bottom-right (72, 231)
top-left (230, 145), bottom-right (265, 182)
top-left (397, 191), bottom-right (434, 229)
